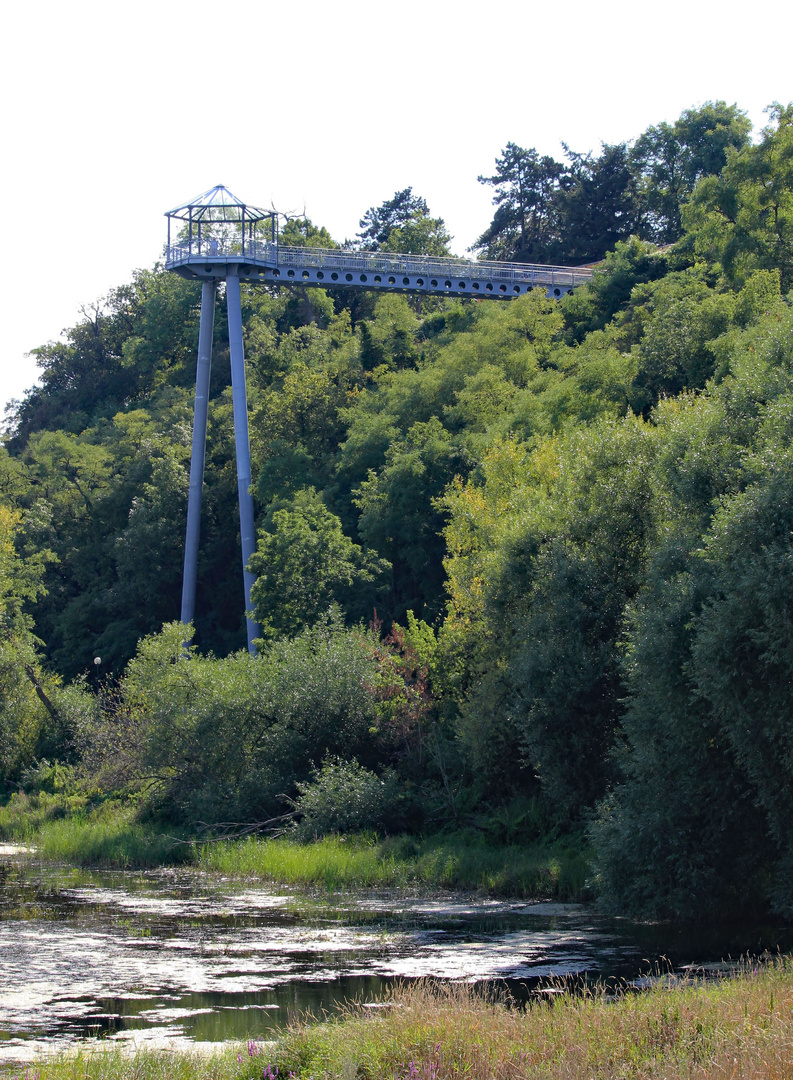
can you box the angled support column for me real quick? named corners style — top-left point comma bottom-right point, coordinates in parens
top-left (226, 270), bottom-right (261, 654)
top-left (181, 279), bottom-right (216, 632)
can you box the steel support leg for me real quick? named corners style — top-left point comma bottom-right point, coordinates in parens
top-left (181, 279), bottom-right (216, 632)
top-left (226, 270), bottom-right (260, 654)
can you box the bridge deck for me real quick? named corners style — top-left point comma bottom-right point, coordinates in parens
top-left (165, 239), bottom-right (593, 299)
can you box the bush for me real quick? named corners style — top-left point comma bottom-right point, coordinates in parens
top-left (19, 759), bottom-right (77, 795)
top-left (118, 614), bottom-right (386, 825)
top-left (291, 757), bottom-right (403, 839)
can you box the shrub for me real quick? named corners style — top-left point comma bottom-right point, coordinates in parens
top-left (291, 757), bottom-right (403, 839)
top-left (118, 614), bottom-right (385, 826)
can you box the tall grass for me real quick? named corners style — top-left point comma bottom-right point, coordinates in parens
top-left (201, 833), bottom-right (400, 889)
top-left (200, 833), bottom-right (589, 899)
top-left (0, 793), bottom-right (193, 868)
top-left (0, 791), bottom-right (588, 895)
top-left (18, 961), bottom-right (793, 1080)
top-left (274, 961), bottom-right (793, 1080)
top-left (2, 1043), bottom-right (262, 1080)
top-left (35, 812), bottom-right (193, 868)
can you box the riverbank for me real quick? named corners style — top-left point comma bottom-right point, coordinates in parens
top-left (12, 961), bottom-right (793, 1080)
top-left (0, 792), bottom-right (589, 899)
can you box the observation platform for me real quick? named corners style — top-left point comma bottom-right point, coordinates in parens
top-left (167, 185), bottom-right (596, 656)
top-left (165, 237), bottom-right (594, 300)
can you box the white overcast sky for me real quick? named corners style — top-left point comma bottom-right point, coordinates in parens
top-left (1, 0), bottom-right (791, 415)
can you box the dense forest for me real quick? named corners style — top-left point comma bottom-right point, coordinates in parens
top-left (3, 100), bottom-right (793, 921)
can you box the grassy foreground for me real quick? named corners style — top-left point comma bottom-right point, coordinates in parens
top-left (12, 962), bottom-right (793, 1080)
top-left (0, 793), bottom-right (589, 899)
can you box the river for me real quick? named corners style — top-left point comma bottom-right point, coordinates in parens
top-left (1, 844), bottom-right (790, 1065)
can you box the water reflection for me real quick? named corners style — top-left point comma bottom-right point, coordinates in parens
top-left (0, 845), bottom-right (790, 1064)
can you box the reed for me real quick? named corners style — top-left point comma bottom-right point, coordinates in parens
top-left (200, 833), bottom-right (402, 889)
top-left (1, 792), bottom-right (588, 895)
top-left (0, 794), bottom-right (192, 868)
top-left (199, 833), bottom-right (589, 899)
top-left (35, 812), bottom-right (192, 868)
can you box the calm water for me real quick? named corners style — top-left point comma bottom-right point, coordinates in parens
top-left (1, 844), bottom-right (791, 1064)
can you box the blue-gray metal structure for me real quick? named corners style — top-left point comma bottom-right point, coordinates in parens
top-left (180, 279), bottom-right (215, 629)
top-left (167, 235), bottom-right (593, 300)
top-left (225, 270), bottom-right (259, 652)
top-left (164, 186), bottom-right (595, 654)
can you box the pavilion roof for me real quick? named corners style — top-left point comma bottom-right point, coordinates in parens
top-left (165, 185), bottom-right (272, 223)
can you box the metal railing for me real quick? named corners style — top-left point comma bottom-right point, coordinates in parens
top-left (166, 238), bottom-right (594, 288)
top-left (167, 237), bottom-right (277, 259)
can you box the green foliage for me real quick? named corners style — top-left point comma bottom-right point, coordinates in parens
top-left (444, 415), bottom-right (658, 822)
top-left (593, 300), bottom-right (793, 918)
top-left (290, 757), bottom-right (403, 839)
top-left (474, 142), bottom-right (566, 261)
top-left (358, 294), bottom-right (420, 371)
top-left (355, 418), bottom-right (470, 621)
top-left (382, 215), bottom-right (453, 257)
top-left (12, 270), bottom-right (200, 444)
top-left (559, 237), bottom-right (669, 342)
top-left (249, 490), bottom-right (389, 639)
top-left (592, 539), bottom-right (769, 920)
top-left (632, 100), bottom-right (752, 242)
top-left (691, 466), bottom-right (793, 916)
top-left (279, 216), bottom-right (337, 248)
top-left (357, 188), bottom-right (451, 255)
top-left (0, 637), bottom-right (50, 784)
top-left (0, 500), bottom-right (67, 785)
top-left (118, 616), bottom-right (385, 825)
top-left (685, 104), bottom-right (793, 289)
top-left (200, 831), bottom-right (589, 898)
top-left (555, 142), bottom-right (641, 263)
top-left (627, 271), bottom-right (737, 408)
top-left (475, 103), bottom-right (751, 264)
top-left (7, 100), bottom-right (793, 923)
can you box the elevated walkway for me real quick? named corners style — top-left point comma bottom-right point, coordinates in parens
top-left (165, 184), bottom-right (597, 656)
top-left (165, 238), bottom-right (594, 300)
